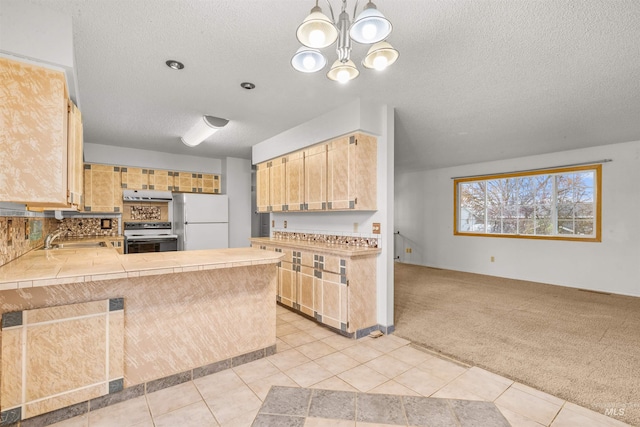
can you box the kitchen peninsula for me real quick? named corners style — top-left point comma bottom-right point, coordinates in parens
top-left (0, 246), bottom-right (281, 424)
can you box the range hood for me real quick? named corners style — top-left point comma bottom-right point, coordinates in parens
top-left (122, 189), bottom-right (173, 202)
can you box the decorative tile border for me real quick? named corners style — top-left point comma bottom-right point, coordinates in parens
top-left (253, 386), bottom-right (511, 427)
top-left (1, 345), bottom-right (276, 427)
top-left (272, 230), bottom-right (379, 248)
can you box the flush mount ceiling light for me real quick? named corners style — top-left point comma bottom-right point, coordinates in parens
top-left (292, 0), bottom-right (398, 83)
top-left (181, 116), bottom-right (229, 147)
top-left (165, 60), bottom-right (184, 70)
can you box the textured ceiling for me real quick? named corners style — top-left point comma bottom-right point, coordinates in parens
top-left (14, 0), bottom-right (640, 171)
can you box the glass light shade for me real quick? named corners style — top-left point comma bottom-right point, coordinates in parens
top-left (291, 46), bottom-right (327, 73)
top-left (296, 7), bottom-right (338, 49)
top-left (362, 41), bottom-right (399, 70)
top-left (327, 59), bottom-right (359, 83)
top-left (349, 3), bottom-right (392, 44)
top-left (181, 115), bottom-right (229, 147)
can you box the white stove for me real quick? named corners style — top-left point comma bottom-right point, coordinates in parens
top-left (123, 222), bottom-right (178, 253)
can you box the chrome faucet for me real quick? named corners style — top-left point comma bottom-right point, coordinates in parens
top-left (44, 229), bottom-right (64, 249)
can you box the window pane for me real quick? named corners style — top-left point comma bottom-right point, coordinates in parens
top-left (454, 166), bottom-right (599, 240)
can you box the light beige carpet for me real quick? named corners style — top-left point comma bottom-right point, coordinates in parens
top-left (393, 262), bottom-right (640, 426)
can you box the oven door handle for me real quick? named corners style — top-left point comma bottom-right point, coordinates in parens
top-left (128, 239), bottom-right (174, 244)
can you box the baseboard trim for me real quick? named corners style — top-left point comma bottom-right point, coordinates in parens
top-left (8, 344), bottom-right (276, 427)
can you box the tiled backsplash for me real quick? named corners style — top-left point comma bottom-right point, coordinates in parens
top-left (0, 217), bottom-right (119, 267)
top-left (0, 217), bottom-right (57, 266)
top-left (272, 230), bottom-right (380, 248)
top-left (55, 218), bottom-right (120, 238)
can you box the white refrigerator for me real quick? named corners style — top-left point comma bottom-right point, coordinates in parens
top-left (173, 193), bottom-right (229, 250)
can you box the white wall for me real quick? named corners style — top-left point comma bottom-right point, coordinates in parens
top-left (252, 100), bottom-right (396, 329)
top-left (0, 0), bottom-right (79, 104)
top-left (395, 140), bottom-right (640, 297)
top-left (84, 143), bottom-right (222, 173)
top-left (223, 158), bottom-right (252, 248)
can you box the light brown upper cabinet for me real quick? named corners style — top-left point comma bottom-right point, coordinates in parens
top-left (269, 157), bottom-right (287, 212)
top-left (200, 174), bottom-right (220, 194)
top-left (256, 162), bottom-right (271, 212)
top-left (255, 132), bottom-right (377, 213)
top-left (66, 101), bottom-right (84, 210)
top-left (286, 151), bottom-right (305, 211)
top-left (1, 57), bottom-right (83, 208)
top-left (120, 167), bottom-right (148, 190)
top-left (147, 169), bottom-right (172, 191)
top-left (327, 133), bottom-right (377, 210)
top-left (83, 164), bottom-right (123, 213)
top-left (304, 144), bottom-right (328, 211)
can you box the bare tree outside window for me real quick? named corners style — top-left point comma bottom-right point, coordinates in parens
top-left (454, 165), bottom-right (601, 241)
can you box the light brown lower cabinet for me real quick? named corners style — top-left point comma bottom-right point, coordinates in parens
top-left (252, 240), bottom-right (378, 336)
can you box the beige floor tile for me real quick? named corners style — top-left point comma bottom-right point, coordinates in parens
top-left (146, 381), bottom-right (203, 417)
top-left (559, 402), bottom-right (631, 427)
top-left (467, 366), bottom-right (514, 386)
top-left (130, 421), bottom-right (154, 427)
top-left (290, 318), bottom-right (318, 330)
top-left (310, 376), bottom-right (359, 392)
top-left (219, 408), bottom-right (260, 427)
top-left (278, 312), bottom-right (304, 323)
top-left (387, 345), bottom-right (432, 366)
top-left (497, 404), bottom-right (546, 427)
top-left (359, 335), bottom-right (407, 353)
top-left (337, 365), bottom-right (389, 392)
top-left (511, 382), bottom-right (565, 406)
top-left (232, 358), bottom-right (281, 383)
top-left (340, 343), bottom-right (384, 363)
top-left (321, 334), bottom-right (359, 351)
top-left (393, 367), bottom-right (451, 397)
top-left (276, 322), bottom-right (302, 336)
top-left (285, 361), bottom-right (335, 387)
top-left (495, 386), bottom-right (562, 425)
top-left (434, 367), bottom-right (512, 401)
top-left (153, 400), bottom-right (218, 427)
top-left (367, 380), bottom-right (421, 396)
top-left (247, 371), bottom-right (300, 400)
top-left (356, 423), bottom-right (403, 427)
top-left (365, 354), bottom-right (412, 378)
top-left (276, 305), bottom-right (289, 315)
top-left (280, 331), bottom-right (318, 347)
top-left (296, 340), bottom-right (338, 360)
top-left (48, 414), bottom-right (88, 427)
top-left (204, 384), bottom-right (262, 425)
top-left (305, 326), bottom-right (337, 340)
top-left (305, 418), bottom-right (356, 427)
top-left (276, 338), bottom-right (292, 352)
top-left (314, 351), bottom-right (361, 375)
top-left (385, 334), bottom-right (411, 346)
top-left (194, 369), bottom-right (246, 400)
top-left (89, 396), bottom-right (152, 427)
top-left (415, 355), bottom-right (468, 382)
top-left (430, 381), bottom-right (486, 401)
top-left (268, 348), bottom-right (312, 371)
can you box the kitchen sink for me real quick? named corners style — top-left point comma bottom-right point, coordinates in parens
top-left (40, 241), bottom-right (108, 250)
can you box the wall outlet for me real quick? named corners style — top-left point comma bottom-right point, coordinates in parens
top-left (406, 248), bottom-right (412, 253)
top-left (491, 256), bottom-right (495, 262)
top-left (353, 222), bottom-right (359, 233)
top-left (284, 220), bottom-right (287, 229)
top-left (271, 220), bottom-right (275, 228)
top-left (372, 223), bottom-right (381, 234)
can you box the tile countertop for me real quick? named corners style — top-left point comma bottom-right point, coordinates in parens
top-left (250, 237), bottom-right (382, 257)
top-left (0, 244), bottom-right (283, 291)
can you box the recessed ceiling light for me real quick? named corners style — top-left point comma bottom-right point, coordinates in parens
top-left (240, 82), bottom-right (256, 90)
top-left (166, 60), bottom-right (184, 70)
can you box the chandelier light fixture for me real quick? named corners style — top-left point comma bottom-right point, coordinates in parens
top-left (291, 0), bottom-right (399, 83)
